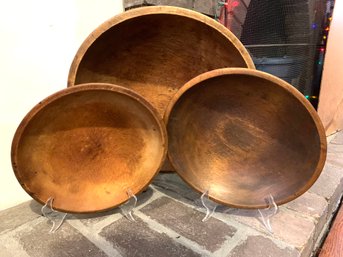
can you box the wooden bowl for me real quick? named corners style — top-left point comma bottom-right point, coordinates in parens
top-left (11, 83), bottom-right (167, 213)
top-left (68, 6), bottom-right (255, 117)
top-left (165, 68), bottom-right (327, 208)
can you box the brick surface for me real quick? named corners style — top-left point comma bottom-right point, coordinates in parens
top-left (71, 209), bottom-right (120, 227)
top-left (17, 220), bottom-right (107, 257)
top-left (140, 196), bottom-right (236, 252)
top-left (0, 131), bottom-right (341, 257)
top-left (123, 0), bottom-right (144, 8)
top-left (0, 200), bottom-right (41, 233)
top-left (193, 0), bottom-right (216, 16)
top-left (228, 235), bottom-right (299, 257)
top-left (71, 187), bottom-right (154, 227)
top-left (100, 216), bottom-right (201, 257)
top-left (326, 136), bottom-right (343, 167)
top-left (0, 247), bottom-right (13, 257)
top-left (309, 163), bottom-right (343, 201)
top-left (153, 173), bottom-right (200, 202)
top-left (330, 131), bottom-right (343, 145)
top-left (124, 0), bottom-right (194, 10)
top-left (326, 152), bottom-right (343, 168)
top-left (232, 208), bottom-right (315, 248)
top-left (285, 192), bottom-right (328, 244)
top-left (146, 0), bottom-right (193, 8)
top-left (285, 192), bottom-right (327, 218)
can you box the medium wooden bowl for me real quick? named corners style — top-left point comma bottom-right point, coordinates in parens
top-left (11, 83), bottom-right (167, 213)
top-left (165, 68), bottom-right (327, 208)
top-left (68, 6), bottom-right (255, 117)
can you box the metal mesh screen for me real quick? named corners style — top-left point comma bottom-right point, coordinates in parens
top-left (216, 0), bottom-right (335, 108)
top-left (124, 0), bottom-right (335, 108)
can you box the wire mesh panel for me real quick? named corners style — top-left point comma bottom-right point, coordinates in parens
top-left (124, 0), bottom-right (335, 108)
top-left (216, 0), bottom-right (334, 108)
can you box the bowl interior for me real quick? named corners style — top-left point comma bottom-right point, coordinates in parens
top-left (167, 72), bottom-right (325, 208)
top-left (12, 86), bottom-right (166, 213)
top-left (71, 10), bottom-right (252, 116)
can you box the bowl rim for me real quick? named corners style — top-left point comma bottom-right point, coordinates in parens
top-left (11, 83), bottom-right (168, 213)
top-left (67, 5), bottom-right (255, 87)
top-left (164, 67), bottom-right (327, 209)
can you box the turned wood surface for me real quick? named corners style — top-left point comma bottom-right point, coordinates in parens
top-left (68, 6), bottom-right (255, 118)
top-left (68, 6), bottom-right (255, 172)
top-left (11, 84), bottom-right (167, 213)
top-left (165, 68), bottom-right (327, 209)
top-left (319, 204), bottom-right (343, 257)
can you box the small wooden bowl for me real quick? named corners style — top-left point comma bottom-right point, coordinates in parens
top-left (11, 83), bottom-right (167, 213)
top-left (68, 6), bottom-right (255, 117)
top-left (165, 68), bottom-right (327, 208)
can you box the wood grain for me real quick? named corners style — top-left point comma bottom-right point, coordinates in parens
top-left (68, 6), bottom-right (255, 117)
top-left (165, 68), bottom-right (327, 209)
top-left (68, 6), bottom-right (255, 172)
top-left (11, 83), bottom-right (167, 213)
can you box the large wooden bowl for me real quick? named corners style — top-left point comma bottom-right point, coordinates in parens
top-left (68, 6), bottom-right (255, 117)
top-left (11, 83), bottom-right (167, 213)
top-left (165, 68), bottom-right (327, 208)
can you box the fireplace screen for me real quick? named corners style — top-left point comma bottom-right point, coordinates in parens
top-left (124, 0), bottom-right (335, 108)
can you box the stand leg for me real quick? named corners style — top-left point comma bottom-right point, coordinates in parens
top-left (120, 189), bottom-right (137, 222)
top-left (200, 190), bottom-right (218, 222)
top-left (41, 197), bottom-right (67, 233)
top-left (257, 194), bottom-right (278, 233)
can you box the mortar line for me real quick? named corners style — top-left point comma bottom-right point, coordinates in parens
top-left (0, 216), bottom-right (46, 236)
top-left (89, 213), bottom-right (123, 233)
top-left (151, 185), bottom-right (308, 251)
top-left (134, 187), bottom-right (164, 211)
top-left (134, 210), bottom-right (212, 257)
top-left (151, 185), bottom-right (261, 231)
top-left (212, 229), bottom-right (250, 257)
top-left (67, 219), bottom-right (123, 257)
